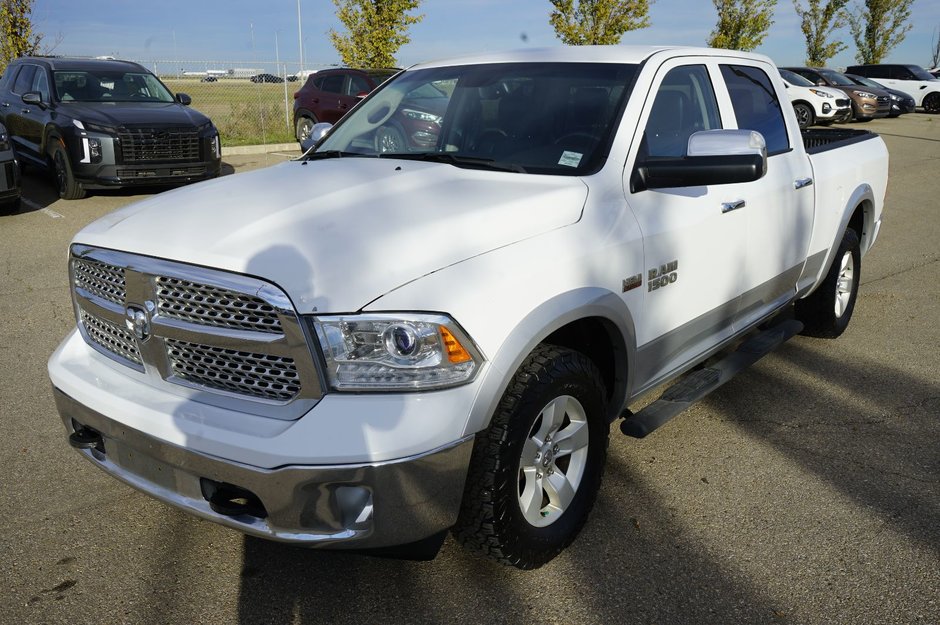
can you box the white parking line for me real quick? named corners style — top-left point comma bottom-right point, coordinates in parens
top-left (22, 197), bottom-right (64, 218)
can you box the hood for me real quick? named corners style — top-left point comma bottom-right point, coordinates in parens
top-left (74, 158), bottom-right (588, 313)
top-left (57, 101), bottom-right (211, 128)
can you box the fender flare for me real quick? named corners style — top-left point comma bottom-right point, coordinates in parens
top-left (461, 287), bottom-right (636, 438)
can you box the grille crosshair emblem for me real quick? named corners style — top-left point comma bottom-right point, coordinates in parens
top-left (125, 303), bottom-right (153, 342)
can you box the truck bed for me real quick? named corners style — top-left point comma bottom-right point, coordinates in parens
top-left (802, 128), bottom-right (879, 154)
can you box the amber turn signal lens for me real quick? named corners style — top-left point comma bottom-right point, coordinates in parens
top-left (440, 326), bottom-right (472, 364)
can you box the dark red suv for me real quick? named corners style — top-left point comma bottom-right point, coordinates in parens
top-left (292, 68), bottom-right (398, 142)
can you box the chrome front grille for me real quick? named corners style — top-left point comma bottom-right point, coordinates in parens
top-left (166, 339), bottom-right (300, 401)
top-left (156, 276), bottom-right (282, 333)
top-left (73, 257), bottom-right (126, 306)
top-left (69, 245), bottom-right (322, 419)
top-left (80, 310), bottom-right (142, 365)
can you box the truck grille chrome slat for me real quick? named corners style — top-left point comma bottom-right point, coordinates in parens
top-left (69, 246), bottom-right (322, 419)
top-left (166, 339), bottom-right (300, 401)
top-left (156, 276), bottom-right (283, 334)
top-left (79, 309), bottom-right (142, 365)
top-left (73, 258), bottom-right (126, 306)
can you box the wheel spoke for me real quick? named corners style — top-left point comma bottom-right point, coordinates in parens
top-left (518, 467), bottom-right (543, 522)
top-left (521, 437), bottom-right (539, 467)
top-left (553, 420), bottom-right (589, 457)
top-left (534, 396), bottom-right (569, 442)
top-left (543, 470), bottom-right (576, 510)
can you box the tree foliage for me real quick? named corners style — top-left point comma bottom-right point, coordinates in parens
top-left (846, 0), bottom-right (914, 64)
top-left (329, 0), bottom-right (423, 68)
top-left (0, 0), bottom-right (42, 75)
top-left (549, 0), bottom-right (651, 45)
top-left (707, 0), bottom-right (777, 51)
top-left (793, 0), bottom-right (849, 66)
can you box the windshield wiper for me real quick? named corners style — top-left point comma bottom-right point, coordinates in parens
top-left (380, 152), bottom-right (527, 173)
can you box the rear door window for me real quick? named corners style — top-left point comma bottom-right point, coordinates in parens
top-left (720, 64), bottom-right (789, 155)
top-left (320, 74), bottom-right (345, 94)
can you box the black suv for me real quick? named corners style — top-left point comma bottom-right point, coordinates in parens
top-left (0, 57), bottom-right (221, 199)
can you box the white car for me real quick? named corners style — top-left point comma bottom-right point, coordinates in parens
top-left (845, 64), bottom-right (940, 113)
top-left (779, 69), bottom-right (852, 128)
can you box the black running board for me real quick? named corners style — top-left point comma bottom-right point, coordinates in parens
top-left (620, 318), bottom-right (803, 438)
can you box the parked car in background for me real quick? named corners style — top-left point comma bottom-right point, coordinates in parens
top-left (0, 121), bottom-right (22, 211)
top-left (249, 73), bottom-right (284, 84)
top-left (292, 67), bottom-right (399, 142)
top-left (844, 74), bottom-right (915, 117)
top-left (779, 68), bottom-right (852, 128)
top-left (931, 68), bottom-right (940, 79)
top-left (845, 64), bottom-right (940, 113)
top-left (0, 57), bottom-right (221, 200)
top-left (783, 67), bottom-right (891, 121)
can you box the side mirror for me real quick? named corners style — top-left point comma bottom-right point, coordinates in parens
top-left (355, 91), bottom-right (369, 99)
top-left (300, 122), bottom-right (332, 153)
top-left (22, 92), bottom-right (43, 107)
top-left (176, 93), bottom-right (192, 106)
top-left (632, 130), bottom-right (767, 192)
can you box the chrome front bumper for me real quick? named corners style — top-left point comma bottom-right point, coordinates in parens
top-left (53, 388), bottom-right (473, 548)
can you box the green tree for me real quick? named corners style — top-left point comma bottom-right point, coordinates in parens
top-left (0, 0), bottom-right (42, 75)
top-left (793, 0), bottom-right (849, 66)
top-left (329, 0), bottom-right (423, 68)
top-left (549, 0), bottom-right (651, 45)
top-left (846, 0), bottom-right (914, 64)
top-left (707, 0), bottom-right (777, 51)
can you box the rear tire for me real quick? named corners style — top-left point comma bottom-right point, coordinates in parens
top-left (452, 344), bottom-right (608, 569)
top-left (923, 93), bottom-right (940, 114)
top-left (50, 143), bottom-right (86, 200)
top-left (295, 115), bottom-right (316, 143)
top-left (795, 227), bottom-right (861, 338)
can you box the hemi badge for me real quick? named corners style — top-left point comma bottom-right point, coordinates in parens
top-left (622, 273), bottom-right (642, 293)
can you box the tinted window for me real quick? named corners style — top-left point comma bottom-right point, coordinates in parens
top-left (721, 64), bottom-right (789, 155)
top-left (12, 65), bottom-right (36, 95)
top-left (857, 65), bottom-right (890, 79)
top-left (643, 65), bottom-right (721, 158)
top-left (347, 74), bottom-right (371, 96)
top-left (31, 67), bottom-right (50, 101)
top-left (320, 74), bottom-right (345, 94)
top-left (780, 69), bottom-right (814, 87)
top-left (891, 66), bottom-right (915, 80)
top-left (53, 70), bottom-right (173, 102)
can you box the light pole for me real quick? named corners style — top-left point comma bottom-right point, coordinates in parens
top-left (276, 31), bottom-right (290, 134)
top-left (297, 0), bottom-right (304, 73)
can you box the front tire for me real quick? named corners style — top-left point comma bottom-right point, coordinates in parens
top-left (452, 345), bottom-right (608, 569)
top-left (793, 103), bottom-right (814, 129)
top-left (50, 143), bottom-right (86, 200)
top-left (923, 93), bottom-right (940, 114)
top-left (795, 227), bottom-right (861, 338)
top-left (374, 125), bottom-right (406, 153)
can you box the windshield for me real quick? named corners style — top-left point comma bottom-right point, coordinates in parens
top-left (53, 70), bottom-right (175, 103)
top-left (779, 69), bottom-right (814, 87)
top-left (846, 74), bottom-right (883, 89)
top-left (905, 65), bottom-right (937, 81)
top-left (314, 62), bottom-right (638, 175)
top-left (818, 70), bottom-right (855, 86)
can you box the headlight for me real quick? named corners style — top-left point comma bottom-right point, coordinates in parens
top-left (856, 91), bottom-right (877, 99)
top-left (889, 94), bottom-right (899, 101)
top-left (313, 313), bottom-right (482, 391)
top-left (809, 89), bottom-right (833, 98)
top-left (0, 133), bottom-right (9, 151)
top-left (401, 108), bottom-right (442, 124)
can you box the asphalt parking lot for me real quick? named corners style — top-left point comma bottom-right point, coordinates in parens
top-left (1, 116), bottom-right (938, 625)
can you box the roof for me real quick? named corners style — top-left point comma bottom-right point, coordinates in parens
top-left (14, 56), bottom-right (147, 72)
top-left (409, 45), bottom-right (774, 70)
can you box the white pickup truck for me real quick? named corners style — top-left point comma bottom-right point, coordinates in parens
top-left (49, 46), bottom-right (888, 569)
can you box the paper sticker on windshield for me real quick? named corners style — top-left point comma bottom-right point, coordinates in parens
top-left (559, 151), bottom-right (583, 167)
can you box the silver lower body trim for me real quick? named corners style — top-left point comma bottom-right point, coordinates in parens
top-left (53, 388), bottom-right (473, 548)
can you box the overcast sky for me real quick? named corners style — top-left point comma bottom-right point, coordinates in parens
top-left (33, 0), bottom-right (940, 71)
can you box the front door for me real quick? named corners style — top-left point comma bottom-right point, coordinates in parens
top-left (624, 59), bottom-right (749, 391)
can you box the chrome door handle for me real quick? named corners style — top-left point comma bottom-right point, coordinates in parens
top-left (794, 177), bottom-right (814, 189)
top-left (721, 199), bottom-right (746, 213)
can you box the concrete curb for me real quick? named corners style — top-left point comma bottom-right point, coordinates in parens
top-left (221, 142), bottom-right (299, 156)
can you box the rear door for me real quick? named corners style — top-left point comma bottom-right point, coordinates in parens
top-left (716, 62), bottom-right (815, 330)
top-left (3, 64), bottom-right (38, 161)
